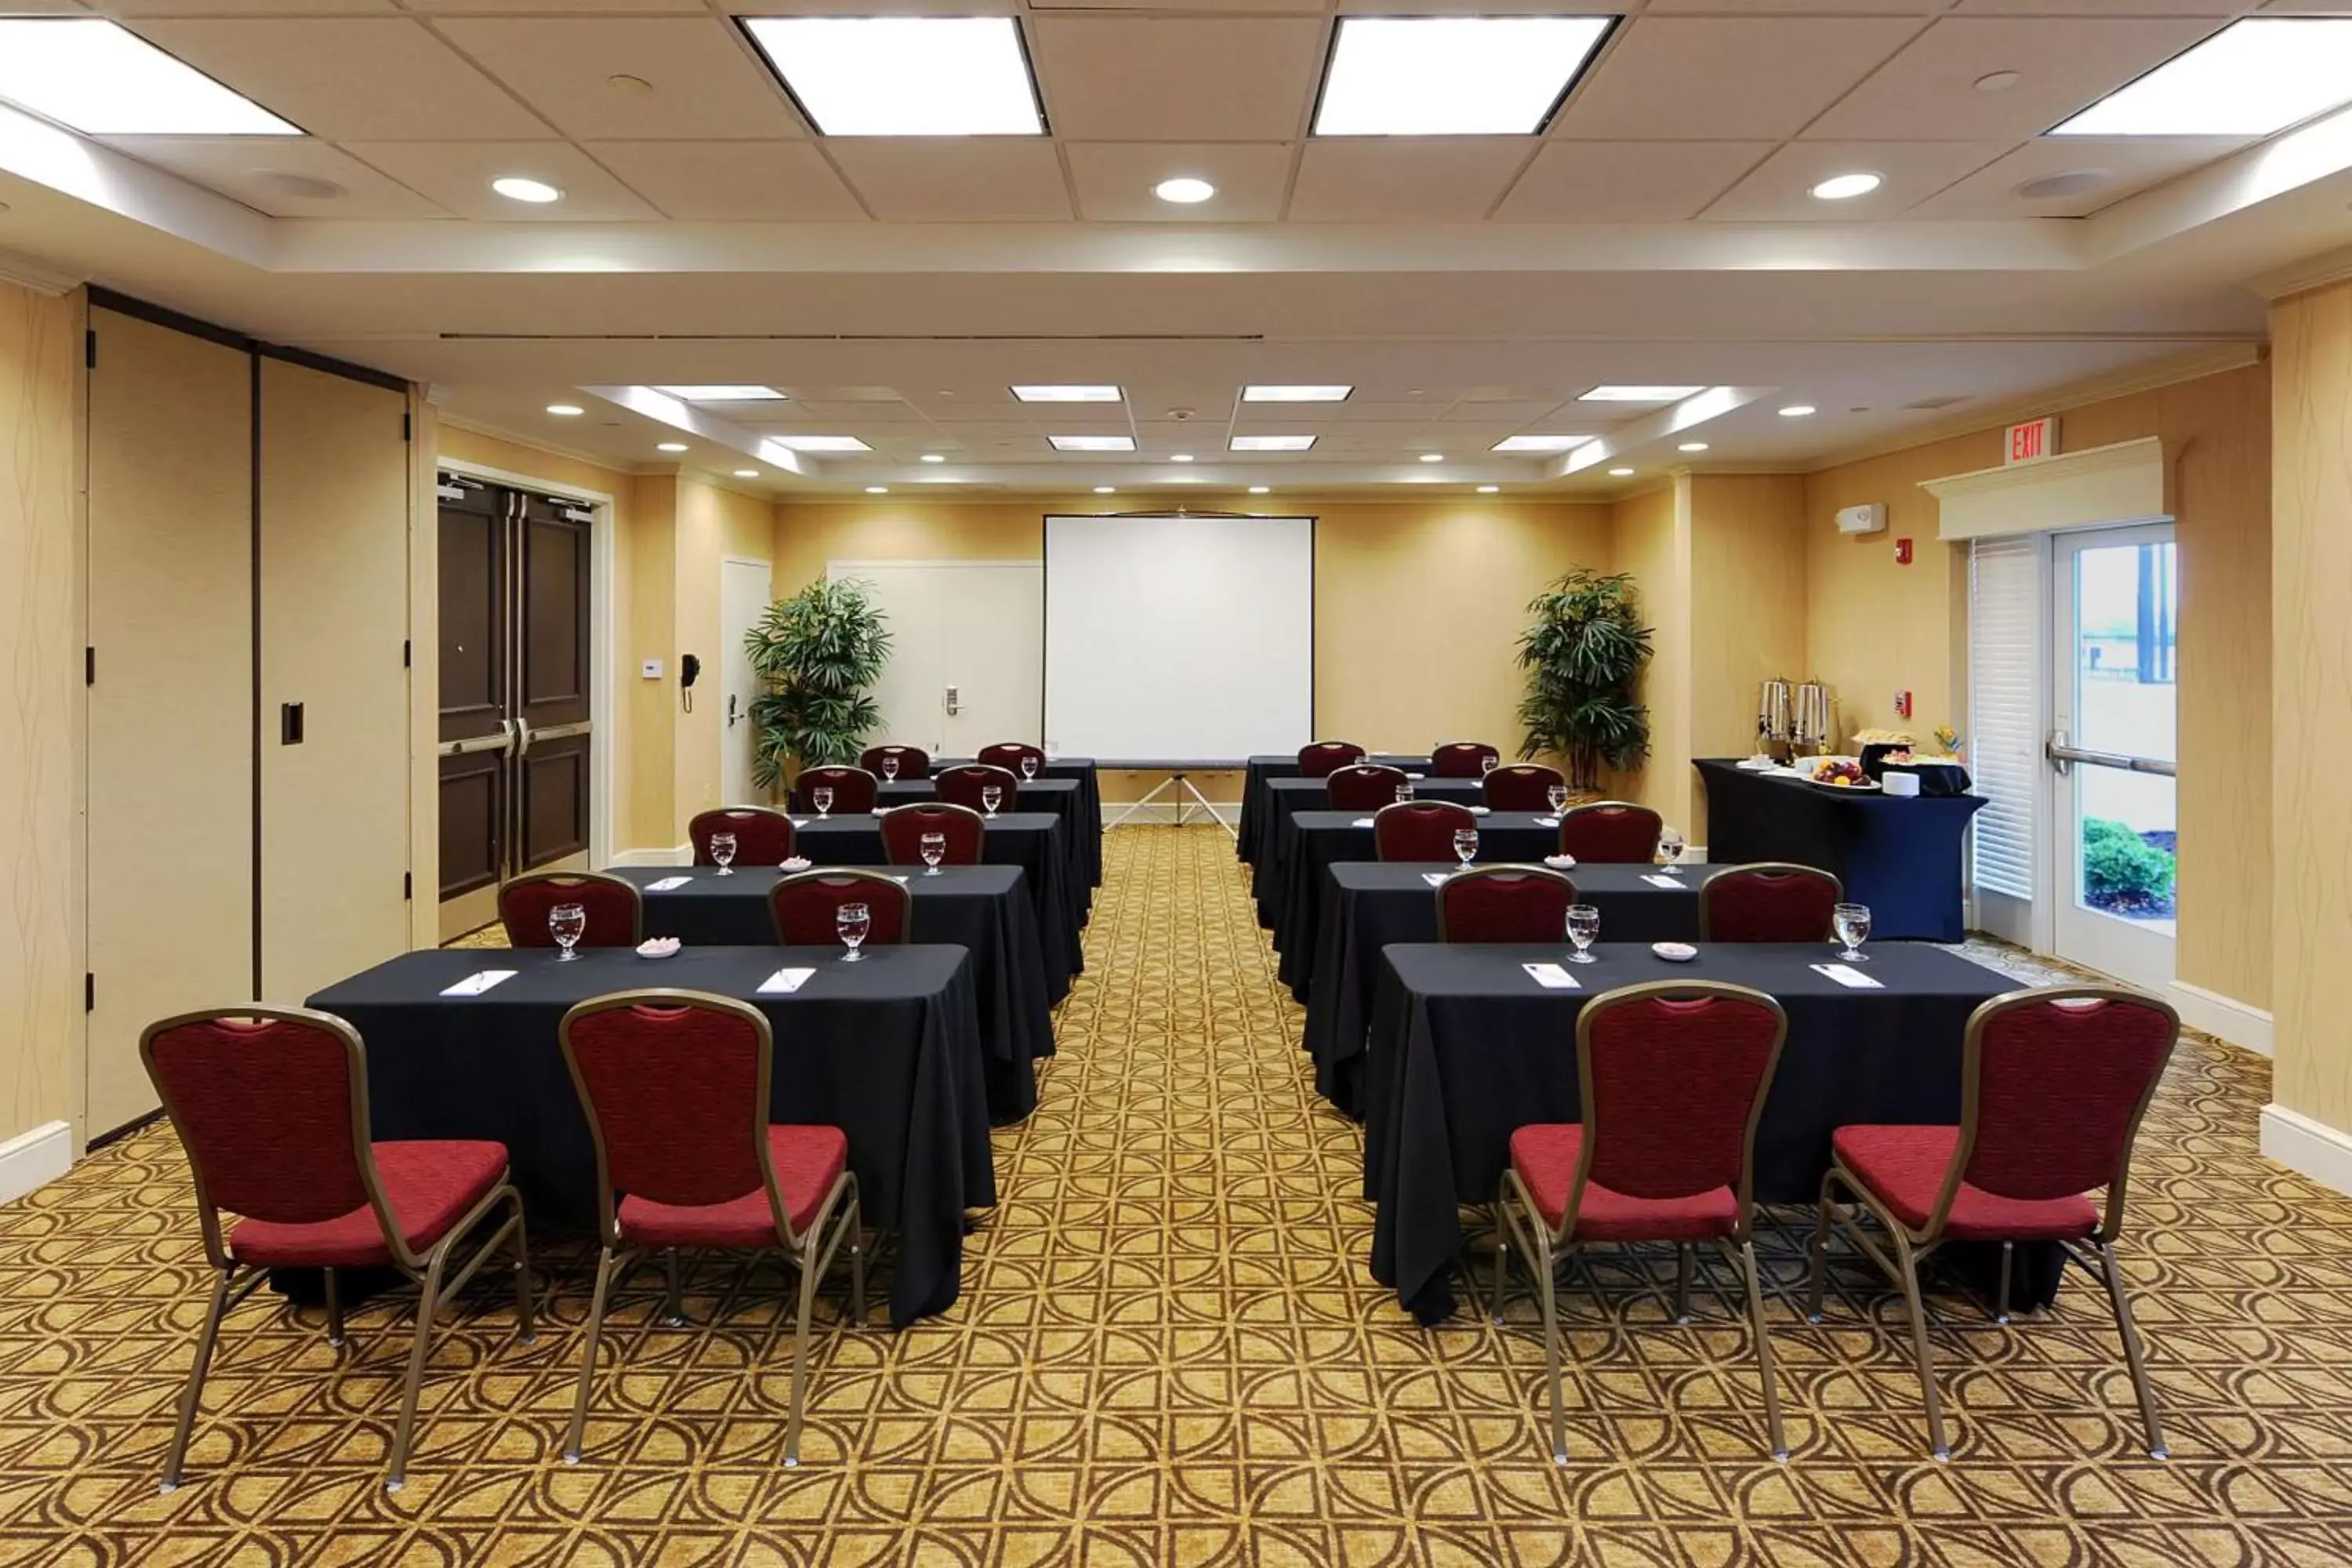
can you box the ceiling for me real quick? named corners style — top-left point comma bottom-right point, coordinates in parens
top-left (2, 0), bottom-right (2350, 495)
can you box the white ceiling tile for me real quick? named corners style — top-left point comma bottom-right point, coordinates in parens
top-left (1702, 140), bottom-right (2013, 220)
top-left (98, 0), bottom-right (398, 13)
top-left (1906, 133), bottom-right (2249, 217)
top-left (129, 19), bottom-right (557, 140)
top-left (103, 135), bottom-right (450, 216)
top-left (404, 0), bottom-right (709, 11)
top-left (825, 140), bottom-right (1072, 221)
top-left (1554, 17), bottom-right (1926, 141)
top-left (1064, 143), bottom-right (1294, 221)
top-left (586, 141), bottom-right (865, 221)
top-left (1028, 0), bottom-right (1322, 9)
top-left (1641, 0), bottom-right (1944, 9)
top-left (1028, 17), bottom-right (1326, 140)
top-left (434, 20), bottom-right (801, 141)
top-left (1288, 139), bottom-right (1534, 222)
top-left (1495, 140), bottom-right (1773, 222)
top-left (1956, 1), bottom-right (2241, 12)
top-left (1802, 17), bottom-right (2224, 141)
top-left (338, 141), bottom-right (659, 220)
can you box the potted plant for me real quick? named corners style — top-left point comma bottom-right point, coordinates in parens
top-left (1515, 568), bottom-right (1654, 794)
top-left (746, 578), bottom-right (892, 790)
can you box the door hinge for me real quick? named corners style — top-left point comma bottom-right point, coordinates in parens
top-left (84, 329), bottom-right (95, 369)
top-left (402, 871), bottom-right (412, 901)
top-left (85, 646), bottom-right (95, 686)
top-left (402, 412), bottom-right (412, 442)
top-left (403, 639), bottom-right (412, 668)
top-left (84, 973), bottom-right (94, 1013)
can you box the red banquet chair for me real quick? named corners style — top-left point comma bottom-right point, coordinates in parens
top-left (793, 765), bottom-right (878, 815)
top-left (1700, 863), bottom-right (1844, 943)
top-left (690, 807), bottom-right (797, 867)
top-left (559, 990), bottom-right (862, 1468)
top-left (140, 1006), bottom-right (533, 1493)
top-left (1436, 864), bottom-right (1578, 943)
top-left (1326, 763), bottom-right (1409, 812)
top-left (1430, 741), bottom-right (1501, 779)
top-left (859, 744), bottom-right (931, 782)
top-left (499, 871), bottom-right (644, 949)
top-left (935, 763), bottom-right (1021, 814)
top-left (977, 742), bottom-right (1047, 779)
top-left (1806, 986), bottom-right (2180, 1461)
top-left (1484, 762), bottom-right (1566, 812)
top-left (1296, 741), bottom-right (1366, 779)
top-left (1373, 799), bottom-right (1477, 862)
top-left (1558, 800), bottom-right (1663, 864)
top-left (1494, 981), bottom-right (1791, 1463)
top-left (771, 869), bottom-right (913, 947)
top-left (880, 800), bottom-right (985, 866)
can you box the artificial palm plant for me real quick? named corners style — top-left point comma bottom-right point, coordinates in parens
top-left (746, 578), bottom-right (892, 789)
top-left (1515, 568), bottom-right (1654, 793)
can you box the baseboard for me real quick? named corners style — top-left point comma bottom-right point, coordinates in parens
top-left (610, 843), bottom-right (691, 867)
top-left (1104, 802), bottom-right (1242, 827)
top-left (2168, 980), bottom-right (2273, 1058)
top-left (0, 1121), bottom-right (73, 1206)
top-left (2260, 1103), bottom-right (2352, 1198)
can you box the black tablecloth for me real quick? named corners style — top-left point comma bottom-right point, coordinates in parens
top-left (867, 779), bottom-right (1094, 925)
top-left (1363, 941), bottom-right (2016, 1323)
top-left (308, 945), bottom-right (993, 1327)
top-left (941, 757), bottom-right (1102, 888)
top-left (1261, 810), bottom-right (1563, 964)
top-left (1238, 753), bottom-right (1429, 866)
top-left (609, 863), bottom-right (1056, 1120)
top-left (796, 811), bottom-right (1084, 985)
top-left (1695, 759), bottom-right (1986, 942)
top-left (1301, 862), bottom-right (1703, 1114)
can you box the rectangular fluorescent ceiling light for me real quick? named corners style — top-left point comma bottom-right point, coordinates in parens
top-left (1313, 16), bottom-right (1612, 136)
top-left (1492, 434), bottom-right (1593, 452)
top-left (2050, 19), bottom-right (2352, 138)
top-left (652, 386), bottom-right (786, 402)
top-left (740, 17), bottom-right (1042, 136)
top-left (767, 434), bottom-right (870, 452)
top-left (1243, 385), bottom-right (1352, 403)
top-left (0, 20), bottom-right (301, 136)
top-left (1229, 435), bottom-right (1316, 452)
top-left (1013, 385), bottom-right (1122, 403)
top-left (1578, 385), bottom-right (1704, 402)
top-left (1048, 434), bottom-right (1135, 452)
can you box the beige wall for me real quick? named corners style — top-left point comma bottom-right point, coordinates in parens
top-left (1687, 474), bottom-right (1809, 840)
top-left (672, 475), bottom-right (774, 830)
top-left (1608, 481), bottom-right (1690, 825)
top-left (0, 280), bottom-right (83, 1146)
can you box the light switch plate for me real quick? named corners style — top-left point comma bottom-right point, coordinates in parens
top-left (641, 659), bottom-right (664, 679)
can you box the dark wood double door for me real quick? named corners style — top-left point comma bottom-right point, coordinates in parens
top-left (437, 474), bottom-right (594, 939)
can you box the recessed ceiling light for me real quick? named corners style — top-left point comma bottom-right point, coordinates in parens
top-left (546, 404), bottom-right (583, 417)
top-left (1477, 485), bottom-right (1500, 494)
top-left (920, 453), bottom-right (946, 463)
top-left (1418, 452), bottom-right (1446, 463)
top-left (1230, 435), bottom-right (1316, 452)
top-left (1248, 485), bottom-right (1271, 495)
top-left (740, 16), bottom-right (1043, 136)
top-left (1049, 434), bottom-right (1134, 452)
top-left (1170, 454), bottom-right (1195, 463)
top-left (652, 386), bottom-right (786, 402)
top-left (657, 442), bottom-right (689, 453)
top-left (1809, 172), bottom-right (1882, 201)
top-left (1608, 466), bottom-right (1635, 477)
top-left (1314, 16), bottom-right (1613, 136)
top-left (1491, 434), bottom-right (1592, 452)
top-left (0, 20), bottom-right (301, 136)
top-left (492, 176), bottom-right (564, 204)
top-left (865, 485), bottom-right (888, 495)
top-left (1013, 385), bottom-right (1122, 403)
top-left (1154, 176), bottom-right (1215, 205)
top-left (1778, 405), bottom-right (1817, 418)
top-left (734, 469), bottom-right (760, 479)
top-left (1094, 485), bottom-right (1116, 494)
top-left (768, 434), bottom-right (871, 452)
top-left (2053, 19), bottom-right (2352, 137)
top-left (1243, 385), bottom-right (1352, 403)
top-left (1580, 385), bottom-right (1703, 403)
top-left (1678, 441), bottom-right (1710, 452)
top-left (1974, 70), bottom-right (2021, 93)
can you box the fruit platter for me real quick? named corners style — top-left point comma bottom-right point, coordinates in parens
top-left (1806, 757), bottom-right (1878, 791)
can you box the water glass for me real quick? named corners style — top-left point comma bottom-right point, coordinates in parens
top-left (1480, 754), bottom-right (1498, 776)
top-left (549, 902), bottom-right (586, 961)
top-left (1021, 755), bottom-right (1040, 781)
top-left (1658, 826), bottom-right (1686, 875)
top-left (1566, 903), bottom-right (1601, 964)
top-left (1546, 782), bottom-right (1568, 817)
top-left (1395, 782), bottom-right (1415, 804)
top-left (837, 901), bottom-right (872, 962)
top-left (1833, 902), bottom-right (1872, 963)
top-left (710, 832), bottom-right (738, 877)
top-left (982, 784), bottom-right (1004, 818)
top-left (920, 831), bottom-right (947, 876)
top-left (881, 755), bottom-right (900, 781)
top-left (811, 786), bottom-right (833, 819)
top-left (1453, 827), bottom-right (1479, 869)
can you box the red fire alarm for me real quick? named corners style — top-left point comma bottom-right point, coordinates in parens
top-left (1895, 691), bottom-right (1913, 719)
top-left (1894, 537), bottom-right (1914, 564)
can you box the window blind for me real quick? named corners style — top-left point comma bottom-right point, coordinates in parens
top-left (1968, 535), bottom-right (2039, 900)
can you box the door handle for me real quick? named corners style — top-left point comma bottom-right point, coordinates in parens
top-left (727, 692), bottom-right (740, 728)
top-left (513, 715), bottom-right (533, 759)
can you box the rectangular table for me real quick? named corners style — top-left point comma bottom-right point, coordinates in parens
top-left (609, 862), bottom-right (1056, 1121)
top-left (1694, 759), bottom-right (1986, 942)
top-left (1237, 753), bottom-right (1429, 866)
top-left (1361, 941), bottom-right (2015, 1323)
top-left (941, 757), bottom-right (1102, 889)
top-left (795, 811), bottom-right (1084, 986)
top-left (866, 779), bottom-right (1094, 925)
top-left (1301, 862), bottom-right (1703, 1114)
top-left (1261, 810), bottom-right (1563, 976)
top-left (308, 944), bottom-right (993, 1327)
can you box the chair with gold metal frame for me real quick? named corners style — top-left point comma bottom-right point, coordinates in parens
top-left (859, 743), bottom-right (932, 781)
top-left (1806, 985), bottom-right (2179, 1461)
top-left (1296, 740), bottom-right (1367, 779)
top-left (935, 763), bottom-right (1021, 815)
top-left (880, 800), bottom-right (985, 866)
top-left (1428, 741), bottom-right (1500, 778)
top-left (1557, 800), bottom-right (1664, 864)
top-left (1434, 863), bottom-right (1578, 944)
top-left (140, 1005), bottom-right (534, 1494)
top-left (793, 764), bottom-right (880, 815)
top-left (1326, 763), bottom-right (1409, 812)
top-left (771, 868), bottom-right (913, 947)
top-left (690, 806), bottom-right (797, 866)
top-left (1698, 862), bottom-right (1844, 943)
top-left (1483, 762), bottom-right (1565, 812)
top-left (1371, 798), bottom-right (1478, 862)
top-left (498, 869), bottom-right (644, 949)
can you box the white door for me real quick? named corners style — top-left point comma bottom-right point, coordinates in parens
top-left (721, 558), bottom-right (771, 804)
top-left (2049, 523), bottom-right (2176, 990)
top-left (828, 561), bottom-right (1043, 757)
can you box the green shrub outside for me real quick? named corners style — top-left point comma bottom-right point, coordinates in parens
top-left (2083, 816), bottom-right (2175, 904)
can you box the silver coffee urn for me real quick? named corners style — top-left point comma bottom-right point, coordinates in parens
top-left (1757, 679), bottom-right (1793, 762)
top-left (1793, 681), bottom-right (1835, 757)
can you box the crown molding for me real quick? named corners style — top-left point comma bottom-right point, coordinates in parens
top-left (0, 246), bottom-right (78, 296)
top-left (2252, 242), bottom-right (2352, 303)
top-left (434, 412), bottom-right (662, 479)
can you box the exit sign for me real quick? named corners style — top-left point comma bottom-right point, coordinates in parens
top-left (2005, 416), bottom-right (2060, 465)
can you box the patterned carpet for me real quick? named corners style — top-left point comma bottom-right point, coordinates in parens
top-left (7, 827), bottom-right (2352, 1564)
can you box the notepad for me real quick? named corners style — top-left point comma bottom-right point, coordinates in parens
top-left (1537, 816), bottom-right (1561, 827)
top-left (757, 967), bottom-right (816, 995)
top-left (1351, 817), bottom-right (1377, 828)
top-left (891, 875), bottom-right (911, 884)
top-left (440, 969), bottom-right (516, 997)
top-left (1523, 963), bottom-right (1581, 990)
top-left (645, 875), bottom-right (691, 892)
top-left (1421, 872), bottom-right (1450, 887)
top-left (790, 819), bottom-right (810, 829)
top-left (1811, 963), bottom-right (1882, 989)
top-left (1642, 874), bottom-right (1684, 890)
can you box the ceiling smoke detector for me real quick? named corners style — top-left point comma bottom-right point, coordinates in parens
top-left (2013, 169), bottom-right (2111, 201)
top-left (258, 170), bottom-right (345, 201)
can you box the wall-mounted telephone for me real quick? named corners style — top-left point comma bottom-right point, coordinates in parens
top-left (680, 652), bottom-right (701, 712)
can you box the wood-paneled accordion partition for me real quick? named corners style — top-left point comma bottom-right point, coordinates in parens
top-left (84, 292), bottom-right (414, 1142)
